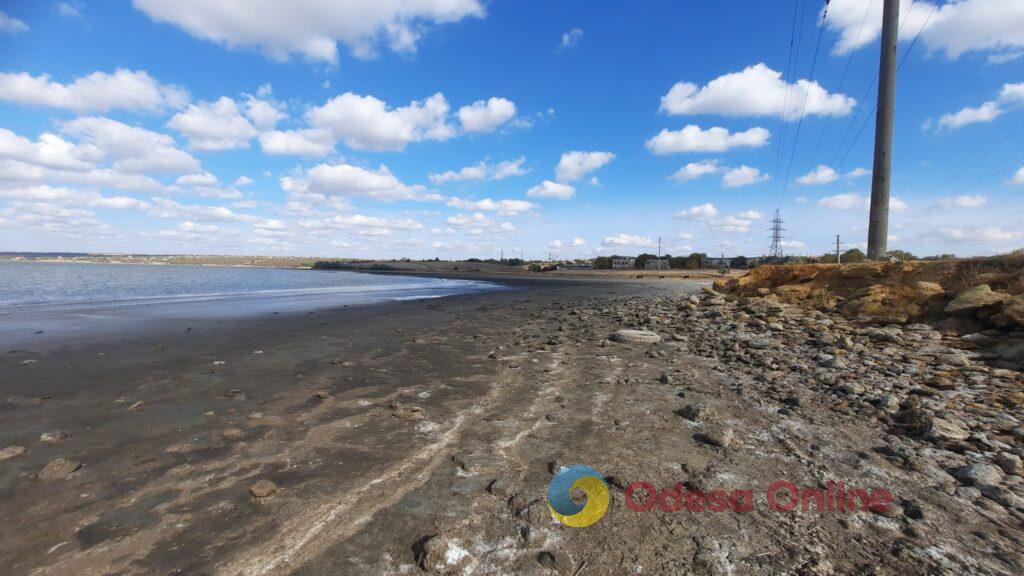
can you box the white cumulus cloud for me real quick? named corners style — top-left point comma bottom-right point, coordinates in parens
top-left (601, 233), bottom-right (656, 248)
top-left (131, 0), bottom-right (485, 63)
top-left (446, 197), bottom-right (534, 215)
top-left (818, 192), bottom-right (908, 212)
top-left (0, 69), bottom-right (188, 113)
top-left (555, 150), bottom-right (615, 182)
top-left (646, 125), bottom-right (770, 155)
top-left (61, 116), bottom-right (200, 174)
top-left (796, 165), bottom-right (839, 186)
top-left (669, 159), bottom-right (721, 183)
top-left (258, 128), bottom-right (336, 157)
top-left (281, 162), bottom-right (440, 203)
top-left (308, 92), bottom-right (455, 151)
top-left (659, 63), bottom-right (855, 120)
top-left (526, 180), bottom-right (576, 200)
top-left (167, 97), bottom-right (258, 151)
top-left (458, 97), bottom-right (516, 133)
top-left (827, 0), bottom-right (1024, 62)
top-left (675, 203), bottom-right (718, 220)
top-left (722, 165), bottom-right (769, 188)
top-left (429, 157), bottom-right (529, 184)
top-left (936, 83), bottom-right (1024, 130)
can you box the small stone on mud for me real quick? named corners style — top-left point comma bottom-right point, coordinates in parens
top-left (419, 535), bottom-right (473, 573)
top-left (38, 458), bottom-right (81, 480)
top-left (0, 445), bottom-right (27, 460)
top-left (222, 428), bottom-right (245, 441)
top-left (390, 402), bottom-right (425, 421)
top-left (40, 431), bottom-right (68, 445)
top-left (676, 404), bottom-right (706, 421)
top-left (127, 400), bottom-right (145, 411)
top-left (537, 550), bottom-right (572, 572)
top-left (612, 329), bottom-right (662, 344)
top-left (249, 479), bottom-right (278, 498)
top-left (700, 422), bottom-right (734, 448)
top-left (488, 478), bottom-right (513, 498)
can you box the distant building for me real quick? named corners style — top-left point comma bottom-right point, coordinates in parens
top-left (701, 256), bottom-right (763, 268)
top-left (644, 259), bottom-right (669, 270)
top-left (612, 257), bottom-right (635, 270)
top-left (559, 260), bottom-right (594, 270)
top-left (701, 256), bottom-right (732, 269)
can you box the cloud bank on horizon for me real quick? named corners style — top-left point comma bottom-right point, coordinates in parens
top-left (1, 0), bottom-right (1023, 259)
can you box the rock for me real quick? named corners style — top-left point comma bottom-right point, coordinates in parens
top-left (980, 484), bottom-right (1024, 509)
top-left (877, 394), bottom-right (901, 413)
top-left (488, 478), bottom-right (513, 498)
top-left (0, 445), bottom-right (27, 460)
top-left (961, 333), bottom-right (996, 347)
top-left (222, 428), bottom-right (245, 441)
top-left (249, 479), bottom-right (278, 498)
top-left (676, 404), bottom-right (706, 421)
top-left (40, 431), bottom-right (68, 445)
top-left (537, 550), bottom-right (573, 572)
top-left (955, 463), bottom-right (1003, 488)
top-left (912, 281), bottom-right (945, 303)
top-left (835, 382), bottom-right (866, 395)
top-left (928, 417), bottom-right (970, 442)
top-left (700, 422), bottom-right (734, 448)
top-left (1000, 295), bottom-right (1024, 327)
top-left (612, 329), bottom-right (662, 344)
top-left (945, 285), bottom-right (1008, 314)
top-left (419, 535), bottom-right (474, 574)
top-left (127, 400), bottom-right (145, 411)
top-left (165, 442), bottom-right (197, 454)
top-left (389, 403), bottom-right (425, 421)
top-left (38, 458), bottom-right (81, 481)
top-left (659, 372), bottom-right (673, 384)
top-left (996, 453), bottom-right (1024, 476)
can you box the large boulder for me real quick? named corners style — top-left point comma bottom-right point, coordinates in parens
top-left (945, 285), bottom-right (1008, 314)
top-left (912, 281), bottom-right (945, 301)
top-left (996, 294), bottom-right (1024, 328)
top-left (840, 284), bottom-right (908, 323)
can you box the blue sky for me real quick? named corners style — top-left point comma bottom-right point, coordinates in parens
top-left (1, 0), bottom-right (1022, 259)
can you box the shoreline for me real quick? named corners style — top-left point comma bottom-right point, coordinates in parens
top-left (0, 275), bottom-right (697, 574)
top-left (2, 274), bottom-right (1022, 575)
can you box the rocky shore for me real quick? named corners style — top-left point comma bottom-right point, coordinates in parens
top-left (2, 275), bottom-right (1023, 575)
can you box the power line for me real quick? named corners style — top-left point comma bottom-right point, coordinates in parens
top-left (779, 1), bottom-right (832, 207)
top-left (771, 0), bottom-right (808, 208)
top-left (792, 0), bottom-right (937, 237)
top-left (803, 0), bottom-right (876, 181)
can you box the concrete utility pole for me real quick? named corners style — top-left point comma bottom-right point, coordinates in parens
top-left (868, 0), bottom-right (899, 260)
top-left (835, 234), bottom-right (844, 265)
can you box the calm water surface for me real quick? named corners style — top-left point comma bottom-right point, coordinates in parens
top-left (0, 260), bottom-right (495, 312)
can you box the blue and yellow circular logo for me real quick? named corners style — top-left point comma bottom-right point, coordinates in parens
top-left (547, 464), bottom-right (609, 527)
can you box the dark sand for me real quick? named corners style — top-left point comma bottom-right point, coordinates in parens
top-left (0, 275), bottom-right (692, 575)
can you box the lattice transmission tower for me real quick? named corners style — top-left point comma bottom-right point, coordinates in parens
top-left (767, 209), bottom-right (785, 261)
